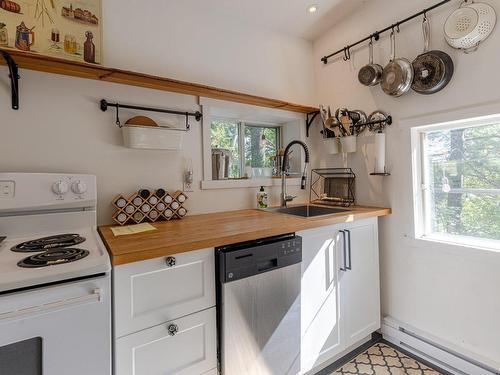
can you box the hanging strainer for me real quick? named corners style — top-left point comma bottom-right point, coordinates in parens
top-left (444, 1), bottom-right (496, 52)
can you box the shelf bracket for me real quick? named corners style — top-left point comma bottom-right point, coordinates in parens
top-left (0, 51), bottom-right (20, 110)
top-left (306, 111), bottom-right (320, 137)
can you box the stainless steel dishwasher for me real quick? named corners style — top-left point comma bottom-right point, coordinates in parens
top-left (216, 234), bottom-right (302, 375)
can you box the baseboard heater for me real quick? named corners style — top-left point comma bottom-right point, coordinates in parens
top-left (381, 317), bottom-right (500, 375)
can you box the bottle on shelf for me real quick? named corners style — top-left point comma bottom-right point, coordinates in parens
top-left (83, 31), bottom-right (96, 63)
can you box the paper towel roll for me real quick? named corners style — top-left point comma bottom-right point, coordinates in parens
top-left (374, 132), bottom-right (386, 174)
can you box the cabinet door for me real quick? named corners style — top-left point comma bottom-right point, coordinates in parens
top-left (298, 226), bottom-right (343, 374)
top-left (113, 247), bottom-right (215, 338)
top-left (341, 219), bottom-right (380, 347)
top-left (115, 307), bottom-right (217, 375)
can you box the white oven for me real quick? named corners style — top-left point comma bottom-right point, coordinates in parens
top-left (0, 275), bottom-right (111, 375)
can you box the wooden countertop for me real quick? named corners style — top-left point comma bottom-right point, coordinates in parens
top-left (98, 206), bottom-right (391, 265)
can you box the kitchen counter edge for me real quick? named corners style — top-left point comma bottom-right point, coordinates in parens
top-left (98, 206), bottom-right (391, 265)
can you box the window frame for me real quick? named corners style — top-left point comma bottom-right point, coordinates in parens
top-left (241, 122), bottom-right (282, 176)
top-left (411, 113), bottom-right (500, 251)
top-left (209, 119), bottom-right (282, 179)
top-left (200, 97), bottom-right (305, 190)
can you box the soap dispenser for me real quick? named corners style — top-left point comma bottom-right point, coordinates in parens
top-left (257, 186), bottom-right (268, 209)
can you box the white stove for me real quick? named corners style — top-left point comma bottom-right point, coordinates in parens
top-left (0, 173), bottom-right (111, 375)
top-left (0, 228), bottom-right (110, 292)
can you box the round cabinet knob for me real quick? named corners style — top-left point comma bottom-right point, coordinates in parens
top-left (52, 180), bottom-right (69, 195)
top-left (71, 180), bottom-right (87, 195)
top-left (167, 323), bottom-right (179, 336)
top-left (165, 256), bottom-right (176, 267)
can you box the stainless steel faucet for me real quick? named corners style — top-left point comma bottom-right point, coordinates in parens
top-left (281, 140), bottom-right (310, 207)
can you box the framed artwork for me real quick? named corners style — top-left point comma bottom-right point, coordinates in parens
top-left (0, 0), bottom-right (102, 64)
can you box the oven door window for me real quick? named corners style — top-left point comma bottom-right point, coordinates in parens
top-left (0, 337), bottom-right (42, 375)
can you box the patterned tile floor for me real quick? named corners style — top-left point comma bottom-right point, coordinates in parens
top-left (330, 343), bottom-right (442, 375)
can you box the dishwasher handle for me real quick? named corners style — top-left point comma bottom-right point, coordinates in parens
top-left (218, 235), bottom-right (302, 283)
top-left (257, 258), bottom-right (278, 272)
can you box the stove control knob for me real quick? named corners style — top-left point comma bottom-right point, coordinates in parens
top-left (71, 180), bottom-right (87, 195)
top-left (52, 180), bottom-right (69, 195)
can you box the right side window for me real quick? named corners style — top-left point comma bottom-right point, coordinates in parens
top-left (415, 117), bottom-right (499, 247)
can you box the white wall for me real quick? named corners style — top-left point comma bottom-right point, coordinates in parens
top-left (102, 0), bottom-right (315, 105)
top-left (0, 1), bottom-right (315, 225)
top-left (313, 0), bottom-right (500, 367)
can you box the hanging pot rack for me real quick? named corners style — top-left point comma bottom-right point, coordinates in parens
top-left (100, 99), bottom-right (202, 130)
top-left (0, 50), bottom-right (20, 110)
top-left (321, 0), bottom-right (453, 64)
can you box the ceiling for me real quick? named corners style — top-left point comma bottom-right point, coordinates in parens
top-left (182, 0), bottom-right (369, 41)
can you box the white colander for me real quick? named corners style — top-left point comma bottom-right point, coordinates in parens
top-left (444, 1), bottom-right (496, 52)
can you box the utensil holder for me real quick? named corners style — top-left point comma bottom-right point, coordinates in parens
top-left (340, 136), bottom-right (357, 153)
top-left (323, 137), bottom-right (340, 155)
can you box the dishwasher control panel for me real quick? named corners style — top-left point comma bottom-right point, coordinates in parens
top-left (217, 234), bottom-right (302, 283)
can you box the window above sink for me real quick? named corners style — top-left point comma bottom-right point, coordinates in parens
top-left (211, 120), bottom-right (281, 180)
top-left (200, 98), bottom-right (307, 190)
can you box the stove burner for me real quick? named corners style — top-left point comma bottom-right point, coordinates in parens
top-left (11, 234), bottom-right (86, 253)
top-left (17, 248), bottom-right (89, 268)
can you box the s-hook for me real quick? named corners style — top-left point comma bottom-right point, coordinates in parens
top-left (115, 103), bottom-right (121, 127)
top-left (0, 50), bottom-right (20, 110)
top-left (343, 47), bottom-right (351, 61)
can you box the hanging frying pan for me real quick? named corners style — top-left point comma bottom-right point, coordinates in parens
top-left (381, 31), bottom-right (414, 97)
top-left (412, 16), bottom-right (454, 95)
top-left (358, 40), bottom-right (383, 86)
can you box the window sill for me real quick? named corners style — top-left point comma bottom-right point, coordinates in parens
top-left (201, 177), bottom-right (301, 190)
top-left (417, 233), bottom-right (500, 252)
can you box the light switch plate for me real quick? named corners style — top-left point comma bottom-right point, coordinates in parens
top-left (0, 181), bottom-right (15, 198)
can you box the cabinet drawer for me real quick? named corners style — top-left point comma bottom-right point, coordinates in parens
top-left (114, 248), bottom-right (215, 338)
top-left (115, 307), bottom-right (217, 375)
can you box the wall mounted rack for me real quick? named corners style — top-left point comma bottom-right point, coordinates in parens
top-left (0, 51), bottom-right (19, 110)
top-left (321, 0), bottom-right (452, 64)
top-left (100, 99), bottom-right (202, 129)
top-left (357, 115), bottom-right (392, 130)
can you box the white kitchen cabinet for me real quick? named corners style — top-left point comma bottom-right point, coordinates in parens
top-left (341, 219), bottom-right (380, 348)
top-left (298, 226), bottom-right (342, 373)
top-left (115, 307), bottom-right (217, 375)
top-left (298, 217), bottom-right (380, 373)
top-left (113, 247), bottom-right (215, 338)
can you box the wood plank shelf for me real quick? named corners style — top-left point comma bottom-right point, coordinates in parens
top-left (0, 49), bottom-right (317, 114)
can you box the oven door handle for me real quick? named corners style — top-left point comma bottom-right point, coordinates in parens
top-left (0, 288), bottom-right (102, 321)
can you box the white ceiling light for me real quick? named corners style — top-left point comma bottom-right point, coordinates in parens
top-left (307, 4), bottom-right (319, 13)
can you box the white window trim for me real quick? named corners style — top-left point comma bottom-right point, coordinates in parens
top-left (200, 97), bottom-right (306, 190)
top-left (411, 112), bottom-right (500, 251)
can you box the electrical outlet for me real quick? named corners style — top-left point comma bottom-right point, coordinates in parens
top-left (183, 181), bottom-right (194, 192)
top-left (0, 181), bottom-right (15, 198)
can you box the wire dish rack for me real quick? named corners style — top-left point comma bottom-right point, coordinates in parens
top-left (310, 168), bottom-right (355, 207)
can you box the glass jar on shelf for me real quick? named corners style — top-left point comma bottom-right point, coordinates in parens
top-left (0, 23), bottom-right (9, 47)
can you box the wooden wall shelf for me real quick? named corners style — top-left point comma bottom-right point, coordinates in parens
top-left (0, 49), bottom-right (317, 114)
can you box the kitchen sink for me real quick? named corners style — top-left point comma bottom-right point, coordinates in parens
top-left (264, 205), bottom-right (350, 217)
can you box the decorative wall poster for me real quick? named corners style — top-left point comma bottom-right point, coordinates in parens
top-left (0, 0), bottom-right (102, 64)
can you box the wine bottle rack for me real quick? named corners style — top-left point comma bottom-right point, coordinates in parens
top-left (112, 189), bottom-right (188, 226)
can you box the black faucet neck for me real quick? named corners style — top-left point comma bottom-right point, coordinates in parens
top-left (281, 140), bottom-right (310, 172)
